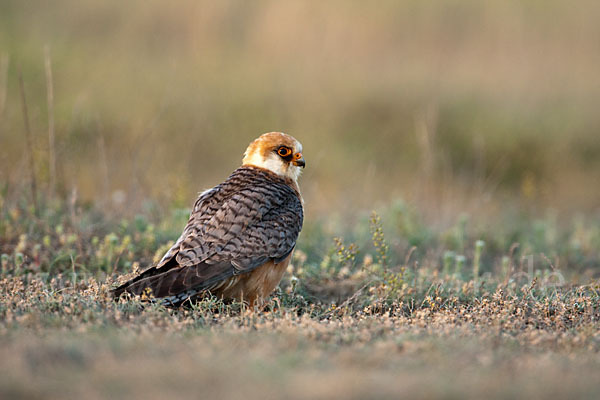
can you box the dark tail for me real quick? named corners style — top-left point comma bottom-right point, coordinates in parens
top-left (111, 261), bottom-right (234, 305)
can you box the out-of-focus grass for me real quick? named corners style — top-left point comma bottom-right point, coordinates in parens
top-left (1, 240), bottom-right (600, 399)
top-left (1, 193), bottom-right (599, 398)
top-left (1, 196), bottom-right (599, 287)
top-left (1, 0), bottom-right (600, 218)
top-left (2, 2), bottom-right (600, 398)
top-left (2, 294), bottom-right (599, 400)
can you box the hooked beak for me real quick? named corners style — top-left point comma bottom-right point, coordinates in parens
top-left (292, 153), bottom-right (305, 168)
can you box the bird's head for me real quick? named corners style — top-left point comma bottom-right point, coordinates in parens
top-left (243, 132), bottom-right (305, 182)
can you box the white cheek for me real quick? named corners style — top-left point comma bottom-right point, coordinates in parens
top-left (260, 154), bottom-right (287, 176)
top-left (287, 165), bottom-right (302, 181)
top-left (245, 152), bottom-right (285, 175)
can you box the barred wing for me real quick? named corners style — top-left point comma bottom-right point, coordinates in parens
top-left (111, 167), bottom-right (303, 301)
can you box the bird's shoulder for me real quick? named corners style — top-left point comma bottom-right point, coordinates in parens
top-left (193, 166), bottom-right (301, 214)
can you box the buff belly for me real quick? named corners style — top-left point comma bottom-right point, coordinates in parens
top-left (212, 253), bottom-right (292, 306)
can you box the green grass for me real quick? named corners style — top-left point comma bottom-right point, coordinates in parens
top-left (2, 1), bottom-right (600, 397)
top-left (1, 198), bottom-right (599, 399)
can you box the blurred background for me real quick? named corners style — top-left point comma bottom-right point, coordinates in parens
top-left (1, 0), bottom-right (600, 225)
top-left (3, 3), bottom-right (600, 397)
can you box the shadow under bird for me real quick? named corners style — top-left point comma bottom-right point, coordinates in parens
top-left (111, 132), bottom-right (305, 307)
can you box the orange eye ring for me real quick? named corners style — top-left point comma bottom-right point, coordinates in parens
top-left (277, 147), bottom-right (292, 157)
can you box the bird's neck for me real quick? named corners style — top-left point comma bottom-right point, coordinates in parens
top-left (242, 165), bottom-right (302, 200)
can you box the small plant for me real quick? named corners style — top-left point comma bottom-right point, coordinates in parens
top-left (473, 240), bottom-right (485, 279)
top-left (14, 252), bottom-right (24, 275)
top-left (1, 253), bottom-right (9, 274)
top-left (333, 237), bottom-right (359, 265)
top-left (369, 211), bottom-right (389, 269)
top-left (333, 237), bottom-right (359, 278)
top-left (455, 255), bottom-right (466, 278)
top-left (443, 251), bottom-right (455, 276)
top-left (501, 255), bottom-right (511, 280)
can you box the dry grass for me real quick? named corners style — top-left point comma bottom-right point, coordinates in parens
top-left (2, 1), bottom-right (600, 398)
top-left (1, 273), bottom-right (599, 400)
top-left (1, 203), bottom-right (599, 399)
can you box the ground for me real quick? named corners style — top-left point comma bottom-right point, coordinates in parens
top-left (1, 204), bottom-right (599, 399)
top-left (2, 2), bottom-right (600, 398)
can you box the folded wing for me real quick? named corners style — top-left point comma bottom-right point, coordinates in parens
top-left (111, 167), bottom-right (303, 304)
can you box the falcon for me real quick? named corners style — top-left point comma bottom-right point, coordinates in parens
top-left (112, 132), bottom-right (305, 307)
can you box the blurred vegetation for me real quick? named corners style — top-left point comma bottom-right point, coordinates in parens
top-left (2, 270), bottom-right (599, 399)
top-left (2, 3), bottom-right (600, 398)
top-left (2, 199), bottom-right (600, 399)
top-left (1, 0), bottom-right (599, 316)
top-left (1, 0), bottom-right (600, 222)
top-left (2, 190), bottom-right (600, 399)
top-left (1, 198), bottom-right (599, 298)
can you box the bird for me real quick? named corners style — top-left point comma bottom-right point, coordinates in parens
top-left (111, 132), bottom-right (305, 307)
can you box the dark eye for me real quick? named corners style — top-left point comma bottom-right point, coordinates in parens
top-left (277, 147), bottom-right (292, 157)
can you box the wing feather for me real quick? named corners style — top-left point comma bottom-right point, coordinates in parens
top-left (111, 167), bottom-right (303, 303)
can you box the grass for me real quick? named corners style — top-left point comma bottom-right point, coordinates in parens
top-left (2, 278), bottom-right (599, 399)
top-left (2, 1), bottom-right (600, 397)
top-left (1, 198), bottom-right (599, 399)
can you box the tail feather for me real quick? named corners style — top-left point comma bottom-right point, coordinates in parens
top-left (111, 261), bottom-right (234, 305)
